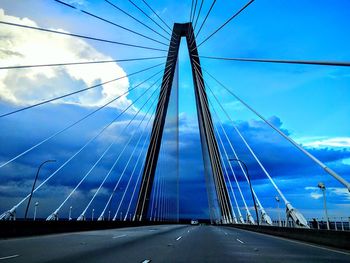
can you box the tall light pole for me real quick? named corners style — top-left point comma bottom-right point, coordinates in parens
top-left (275, 196), bottom-right (281, 226)
top-left (318, 182), bottom-right (330, 230)
top-left (68, 206), bottom-right (72, 221)
top-left (229, 158), bottom-right (259, 225)
top-left (33, 202), bottom-right (39, 221)
top-left (24, 159), bottom-right (56, 220)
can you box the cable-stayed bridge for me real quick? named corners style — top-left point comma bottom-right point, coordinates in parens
top-left (0, 0), bottom-right (349, 262)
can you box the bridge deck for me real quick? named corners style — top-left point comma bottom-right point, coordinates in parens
top-left (0, 225), bottom-right (349, 262)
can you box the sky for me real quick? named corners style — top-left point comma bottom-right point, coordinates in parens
top-left (0, 0), bottom-right (349, 222)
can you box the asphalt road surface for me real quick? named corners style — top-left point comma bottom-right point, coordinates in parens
top-left (0, 225), bottom-right (349, 262)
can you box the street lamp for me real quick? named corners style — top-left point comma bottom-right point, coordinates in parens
top-left (275, 196), bottom-right (281, 227)
top-left (33, 202), bottom-right (39, 221)
top-left (69, 206), bottom-right (73, 221)
top-left (24, 159), bottom-right (56, 220)
top-left (229, 158), bottom-right (259, 226)
top-left (318, 182), bottom-right (330, 230)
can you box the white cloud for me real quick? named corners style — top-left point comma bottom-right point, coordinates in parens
top-left (223, 100), bottom-right (244, 112)
top-left (67, 0), bottom-right (86, 5)
top-left (305, 186), bottom-right (350, 200)
top-left (328, 187), bottom-right (350, 200)
top-left (310, 193), bottom-right (322, 200)
top-left (297, 136), bottom-right (350, 148)
top-left (305, 186), bottom-right (322, 200)
top-left (0, 9), bottom-right (130, 109)
top-left (342, 158), bottom-right (350, 165)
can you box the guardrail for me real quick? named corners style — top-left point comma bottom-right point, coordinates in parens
top-left (270, 217), bottom-right (350, 231)
top-left (231, 224), bottom-right (350, 250)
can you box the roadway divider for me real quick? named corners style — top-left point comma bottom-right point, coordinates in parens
top-left (0, 221), bottom-right (184, 239)
top-left (230, 224), bottom-right (350, 250)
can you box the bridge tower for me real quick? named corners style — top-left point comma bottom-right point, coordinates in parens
top-left (134, 23), bottom-right (233, 222)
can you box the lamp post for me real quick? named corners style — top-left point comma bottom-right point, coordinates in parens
top-left (33, 202), bottom-right (39, 221)
top-left (24, 159), bottom-right (56, 220)
top-left (68, 206), bottom-right (73, 221)
top-left (229, 158), bottom-right (259, 225)
top-left (318, 182), bottom-right (330, 230)
top-left (275, 196), bottom-right (281, 226)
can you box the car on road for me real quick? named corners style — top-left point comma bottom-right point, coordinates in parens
top-left (191, 220), bottom-right (199, 225)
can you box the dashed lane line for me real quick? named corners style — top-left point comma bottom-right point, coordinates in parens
top-left (0, 255), bottom-right (20, 260)
top-left (236, 238), bottom-right (245, 244)
top-left (112, 234), bottom-right (127, 239)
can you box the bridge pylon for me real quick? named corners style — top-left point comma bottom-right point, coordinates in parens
top-left (134, 23), bottom-right (233, 222)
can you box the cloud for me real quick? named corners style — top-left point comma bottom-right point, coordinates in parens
top-left (66, 0), bottom-right (87, 6)
top-left (1, 104), bottom-right (349, 219)
top-left (305, 186), bottom-right (350, 201)
top-left (328, 187), bottom-right (350, 200)
top-left (0, 9), bottom-right (130, 109)
top-left (222, 100), bottom-right (244, 112)
top-left (300, 137), bottom-right (350, 148)
top-left (305, 187), bottom-right (323, 200)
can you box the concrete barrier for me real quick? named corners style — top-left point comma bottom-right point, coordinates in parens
top-left (0, 221), bottom-right (182, 238)
top-left (231, 224), bottom-right (350, 250)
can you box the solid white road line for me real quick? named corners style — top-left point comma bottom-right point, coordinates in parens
top-left (236, 238), bottom-right (244, 244)
top-left (176, 236), bottom-right (182, 241)
top-left (235, 228), bottom-right (350, 256)
top-left (113, 234), bottom-right (127, 239)
top-left (0, 255), bottom-right (20, 260)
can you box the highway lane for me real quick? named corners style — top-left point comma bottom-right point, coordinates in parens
top-left (0, 224), bottom-right (349, 262)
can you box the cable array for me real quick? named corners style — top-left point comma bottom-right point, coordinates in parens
top-left (54, 0), bottom-right (167, 46)
top-left (0, 0), bottom-right (347, 224)
top-left (0, 21), bottom-right (167, 52)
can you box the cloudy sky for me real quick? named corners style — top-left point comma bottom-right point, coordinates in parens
top-left (0, 0), bottom-right (349, 222)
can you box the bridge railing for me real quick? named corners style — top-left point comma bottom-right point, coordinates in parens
top-left (270, 217), bottom-right (350, 231)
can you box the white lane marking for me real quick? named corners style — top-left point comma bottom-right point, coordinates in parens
top-left (187, 230), bottom-right (190, 233)
top-left (232, 228), bottom-right (350, 256)
top-left (141, 260), bottom-right (151, 263)
top-left (224, 232), bottom-right (228, 235)
top-left (113, 234), bottom-right (127, 239)
top-left (0, 254), bottom-right (19, 260)
top-left (236, 238), bottom-right (244, 244)
top-left (176, 236), bottom-right (182, 241)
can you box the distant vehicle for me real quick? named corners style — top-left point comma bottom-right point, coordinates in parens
top-left (191, 219), bottom-right (199, 225)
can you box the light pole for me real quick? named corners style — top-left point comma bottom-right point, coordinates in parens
top-left (68, 206), bottom-right (72, 221)
top-left (24, 159), bottom-right (56, 220)
top-left (275, 196), bottom-right (281, 227)
top-left (229, 158), bottom-right (259, 225)
top-left (33, 202), bottom-right (39, 221)
top-left (92, 209), bottom-right (95, 221)
top-left (318, 182), bottom-right (330, 230)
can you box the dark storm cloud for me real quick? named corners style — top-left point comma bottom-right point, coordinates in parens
top-left (0, 102), bottom-right (349, 219)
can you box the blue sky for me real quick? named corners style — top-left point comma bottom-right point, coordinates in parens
top-left (0, 0), bottom-right (349, 221)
